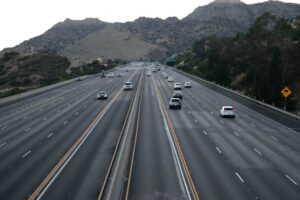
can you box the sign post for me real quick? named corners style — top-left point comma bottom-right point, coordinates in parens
top-left (281, 87), bottom-right (292, 110)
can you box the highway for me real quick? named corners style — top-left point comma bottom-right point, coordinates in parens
top-left (0, 63), bottom-right (299, 200)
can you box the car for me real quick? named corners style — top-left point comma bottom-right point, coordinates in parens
top-left (117, 74), bottom-right (122, 77)
top-left (184, 81), bottom-right (192, 88)
top-left (162, 72), bottom-right (168, 78)
top-left (167, 77), bottom-right (174, 82)
top-left (219, 106), bottom-right (236, 118)
top-left (169, 98), bottom-right (181, 109)
top-left (97, 91), bottom-right (108, 99)
top-left (173, 91), bottom-right (183, 99)
top-left (174, 82), bottom-right (182, 90)
top-left (76, 77), bottom-right (82, 81)
top-left (123, 81), bottom-right (133, 90)
top-left (107, 73), bottom-right (114, 78)
top-left (146, 71), bottom-right (151, 76)
top-left (125, 68), bottom-right (129, 72)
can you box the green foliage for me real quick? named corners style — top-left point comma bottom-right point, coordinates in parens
top-left (1, 51), bottom-right (19, 62)
top-left (71, 59), bottom-right (123, 77)
top-left (171, 14), bottom-right (300, 110)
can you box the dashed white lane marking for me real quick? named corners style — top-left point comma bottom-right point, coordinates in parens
top-left (194, 119), bottom-right (198, 123)
top-left (254, 148), bottom-right (262, 156)
top-left (63, 121), bottom-right (68, 125)
top-left (74, 112), bottom-right (79, 116)
top-left (271, 136), bottom-right (279, 142)
top-left (250, 123), bottom-right (256, 128)
top-left (1, 126), bottom-right (8, 130)
top-left (235, 172), bottom-right (245, 183)
top-left (210, 112), bottom-right (214, 115)
top-left (42, 117), bottom-right (48, 121)
top-left (23, 116), bottom-right (28, 119)
top-left (56, 109), bottom-right (61, 113)
top-left (187, 110), bottom-right (191, 114)
top-left (22, 150), bottom-right (31, 158)
top-left (216, 147), bottom-right (222, 154)
top-left (233, 131), bottom-right (240, 137)
top-left (220, 120), bottom-right (224, 124)
top-left (202, 105), bottom-right (206, 108)
top-left (0, 142), bottom-right (6, 147)
top-left (25, 127), bottom-right (31, 132)
top-left (47, 132), bottom-right (54, 138)
top-left (203, 130), bottom-right (208, 135)
top-left (285, 175), bottom-right (298, 185)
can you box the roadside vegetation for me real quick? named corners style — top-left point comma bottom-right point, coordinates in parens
top-left (169, 13), bottom-right (300, 111)
top-left (0, 51), bottom-right (126, 98)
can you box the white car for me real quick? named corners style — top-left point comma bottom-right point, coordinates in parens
top-left (146, 71), bottom-right (151, 76)
top-left (220, 106), bottom-right (236, 118)
top-left (123, 81), bottom-right (133, 90)
top-left (184, 81), bottom-right (192, 88)
top-left (174, 82), bottom-right (182, 90)
top-left (167, 77), bottom-right (174, 82)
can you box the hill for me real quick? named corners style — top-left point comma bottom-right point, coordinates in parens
top-left (1, 0), bottom-right (300, 65)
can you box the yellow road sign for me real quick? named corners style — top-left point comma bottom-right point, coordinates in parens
top-left (281, 87), bottom-right (292, 98)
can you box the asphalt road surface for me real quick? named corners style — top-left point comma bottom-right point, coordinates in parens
top-left (0, 63), bottom-right (299, 200)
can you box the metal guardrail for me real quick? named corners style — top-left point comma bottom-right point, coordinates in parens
top-left (173, 68), bottom-right (300, 121)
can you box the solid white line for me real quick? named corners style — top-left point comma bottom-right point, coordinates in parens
top-left (63, 121), bottom-right (68, 125)
top-left (0, 142), bottom-right (6, 147)
top-left (233, 131), bottom-right (239, 137)
top-left (203, 130), bottom-right (208, 135)
top-left (271, 136), bottom-right (279, 142)
top-left (285, 175), bottom-right (298, 185)
top-left (216, 147), bottom-right (222, 154)
top-left (47, 133), bottom-right (54, 138)
top-left (235, 172), bottom-right (245, 183)
top-left (25, 127), bottom-right (31, 132)
top-left (254, 148), bottom-right (262, 156)
top-left (22, 150), bottom-right (31, 158)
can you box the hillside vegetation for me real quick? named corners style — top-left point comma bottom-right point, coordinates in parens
top-left (171, 14), bottom-right (300, 111)
top-left (0, 52), bottom-right (70, 97)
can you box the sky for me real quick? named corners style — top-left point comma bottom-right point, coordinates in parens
top-left (0, 0), bottom-right (299, 51)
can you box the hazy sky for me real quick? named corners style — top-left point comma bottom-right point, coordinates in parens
top-left (0, 0), bottom-right (299, 51)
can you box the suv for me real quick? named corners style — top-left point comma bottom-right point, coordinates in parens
top-left (173, 91), bottom-right (183, 99)
top-left (169, 98), bottom-right (181, 109)
top-left (123, 81), bottom-right (133, 90)
top-left (220, 106), bottom-right (236, 118)
top-left (174, 82), bottom-right (182, 90)
top-left (184, 81), bottom-right (192, 88)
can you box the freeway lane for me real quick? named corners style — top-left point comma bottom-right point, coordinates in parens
top-left (154, 67), bottom-right (300, 200)
top-left (128, 74), bottom-right (184, 199)
top-left (0, 67), bottom-right (138, 199)
top-left (40, 76), bottom-right (139, 200)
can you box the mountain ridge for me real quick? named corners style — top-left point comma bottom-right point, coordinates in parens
top-left (2, 0), bottom-right (300, 65)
